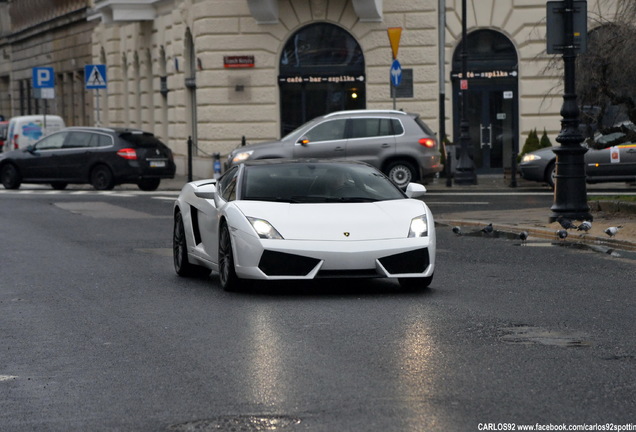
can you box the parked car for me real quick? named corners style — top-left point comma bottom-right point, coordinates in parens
top-left (0, 126), bottom-right (176, 191)
top-left (173, 159), bottom-right (436, 291)
top-left (3, 115), bottom-right (66, 152)
top-left (0, 120), bottom-right (8, 153)
top-left (226, 110), bottom-right (442, 189)
top-left (519, 142), bottom-right (636, 188)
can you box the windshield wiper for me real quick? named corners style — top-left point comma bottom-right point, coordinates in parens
top-left (246, 196), bottom-right (302, 203)
top-left (323, 196), bottom-right (379, 203)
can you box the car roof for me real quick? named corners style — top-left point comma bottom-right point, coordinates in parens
top-left (241, 158), bottom-right (372, 168)
top-left (322, 109), bottom-right (414, 119)
top-left (61, 126), bottom-right (152, 135)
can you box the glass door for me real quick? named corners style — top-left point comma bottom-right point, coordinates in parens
top-left (456, 85), bottom-right (518, 173)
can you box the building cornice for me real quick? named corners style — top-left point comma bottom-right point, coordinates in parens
top-left (246, 0), bottom-right (383, 24)
top-left (88, 0), bottom-right (165, 24)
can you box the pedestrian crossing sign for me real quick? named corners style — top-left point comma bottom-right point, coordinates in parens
top-left (85, 64), bottom-right (107, 89)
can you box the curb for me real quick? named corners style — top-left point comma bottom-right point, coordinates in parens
top-left (437, 219), bottom-right (636, 252)
top-left (589, 200), bottom-right (636, 215)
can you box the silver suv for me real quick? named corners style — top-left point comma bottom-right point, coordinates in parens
top-left (227, 110), bottom-right (441, 188)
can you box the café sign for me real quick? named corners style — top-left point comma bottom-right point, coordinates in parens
top-left (279, 75), bottom-right (365, 84)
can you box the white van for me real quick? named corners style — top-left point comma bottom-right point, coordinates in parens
top-left (4, 115), bottom-right (66, 152)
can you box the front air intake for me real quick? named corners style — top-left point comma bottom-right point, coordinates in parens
top-left (258, 250), bottom-right (320, 276)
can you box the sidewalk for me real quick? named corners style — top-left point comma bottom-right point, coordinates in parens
top-left (426, 175), bottom-right (636, 252)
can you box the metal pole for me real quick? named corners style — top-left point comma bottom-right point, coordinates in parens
top-left (95, 89), bottom-right (101, 127)
top-left (549, 0), bottom-right (592, 222)
top-left (439, 0), bottom-right (452, 187)
top-left (187, 136), bottom-right (193, 183)
top-left (454, 0), bottom-right (477, 185)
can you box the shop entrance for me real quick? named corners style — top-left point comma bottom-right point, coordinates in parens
top-left (279, 23), bottom-right (365, 136)
top-left (452, 30), bottom-right (519, 174)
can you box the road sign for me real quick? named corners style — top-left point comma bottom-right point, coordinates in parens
top-left (387, 27), bottom-right (402, 60)
top-left (85, 64), bottom-right (107, 89)
top-left (32, 67), bottom-right (54, 89)
top-left (390, 59), bottom-right (402, 87)
top-left (546, 1), bottom-right (587, 54)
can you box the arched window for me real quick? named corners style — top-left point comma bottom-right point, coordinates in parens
top-left (279, 23), bottom-right (365, 135)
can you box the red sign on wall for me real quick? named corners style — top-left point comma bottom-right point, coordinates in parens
top-left (224, 56), bottom-right (255, 68)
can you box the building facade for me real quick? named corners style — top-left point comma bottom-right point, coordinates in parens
top-left (0, 0), bottom-right (97, 126)
top-left (1, 1), bottom-right (623, 179)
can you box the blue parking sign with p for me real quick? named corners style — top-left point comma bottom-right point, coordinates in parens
top-left (33, 67), bottom-right (54, 88)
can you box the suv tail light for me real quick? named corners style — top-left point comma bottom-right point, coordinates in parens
top-left (117, 148), bottom-right (138, 160)
top-left (419, 138), bottom-right (436, 148)
top-left (13, 134), bottom-right (18, 150)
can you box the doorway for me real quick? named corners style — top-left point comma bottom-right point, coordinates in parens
top-left (452, 30), bottom-right (519, 174)
top-left (279, 23), bottom-right (365, 136)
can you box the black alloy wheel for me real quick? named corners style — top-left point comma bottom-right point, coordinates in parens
top-left (91, 164), bottom-right (115, 190)
top-left (1, 164), bottom-right (21, 189)
top-left (173, 211), bottom-right (209, 277)
top-left (218, 223), bottom-right (240, 291)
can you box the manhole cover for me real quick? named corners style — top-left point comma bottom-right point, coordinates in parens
top-left (169, 415), bottom-right (301, 432)
top-left (499, 325), bottom-right (591, 348)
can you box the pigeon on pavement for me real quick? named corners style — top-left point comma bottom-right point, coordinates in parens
top-left (452, 226), bottom-right (462, 236)
top-left (604, 226), bottom-right (622, 237)
top-left (519, 231), bottom-right (528, 243)
top-left (557, 216), bottom-right (578, 230)
top-left (556, 229), bottom-right (568, 240)
top-left (577, 221), bottom-right (592, 233)
top-left (481, 223), bottom-right (494, 234)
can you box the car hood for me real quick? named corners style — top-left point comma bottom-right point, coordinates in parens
top-left (234, 200), bottom-right (429, 241)
top-left (529, 147), bottom-right (557, 157)
top-left (230, 140), bottom-right (285, 155)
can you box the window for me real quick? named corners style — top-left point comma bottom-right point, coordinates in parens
top-left (349, 118), bottom-right (397, 139)
top-left (35, 132), bottom-right (67, 150)
top-left (97, 134), bottom-right (112, 147)
top-left (219, 166), bottom-right (239, 201)
top-left (64, 132), bottom-right (95, 149)
top-left (305, 119), bottom-right (347, 142)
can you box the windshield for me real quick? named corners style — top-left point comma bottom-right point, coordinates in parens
top-left (119, 131), bottom-right (167, 148)
top-left (242, 162), bottom-right (406, 203)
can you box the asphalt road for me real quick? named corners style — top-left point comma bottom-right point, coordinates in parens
top-left (1, 189), bottom-right (634, 432)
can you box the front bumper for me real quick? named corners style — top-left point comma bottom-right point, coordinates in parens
top-left (230, 230), bottom-right (436, 281)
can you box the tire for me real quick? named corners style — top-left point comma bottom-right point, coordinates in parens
top-left (218, 222), bottom-right (240, 291)
top-left (138, 178), bottom-right (161, 191)
top-left (385, 160), bottom-right (418, 189)
top-left (91, 165), bottom-right (115, 190)
top-left (545, 161), bottom-right (556, 189)
top-left (173, 211), bottom-right (209, 277)
top-left (398, 274), bottom-right (433, 291)
top-left (1, 164), bottom-right (21, 190)
top-left (50, 182), bottom-right (68, 190)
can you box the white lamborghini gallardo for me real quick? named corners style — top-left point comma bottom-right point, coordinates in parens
top-left (173, 160), bottom-right (436, 291)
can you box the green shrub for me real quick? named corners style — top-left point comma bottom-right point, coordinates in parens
top-left (540, 128), bottom-right (552, 149)
top-left (520, 128), bottom-right (540, 157)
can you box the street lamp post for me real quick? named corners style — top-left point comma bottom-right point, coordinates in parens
top-left (454, 0), bottom-right (477, 185)
top-left (549, 0), bottom-right (592, 222)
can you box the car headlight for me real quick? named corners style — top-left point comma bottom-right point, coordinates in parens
top-left (521, 154), bottom-right (541, 163)
top-left (247, 217), bottom-right (284, 239)
top-left (408, 214), bottom-right (428, 238)
top-left (231, 150), bottom-right (254, 164)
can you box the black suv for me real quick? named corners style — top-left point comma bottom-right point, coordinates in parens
top-left (0, 127), bottom-right (175, 191)
top-left (227, 110), bottom-right (442, 188)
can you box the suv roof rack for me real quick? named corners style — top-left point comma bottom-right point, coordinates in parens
top-left (324, 109), bottom-right (407, 118)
